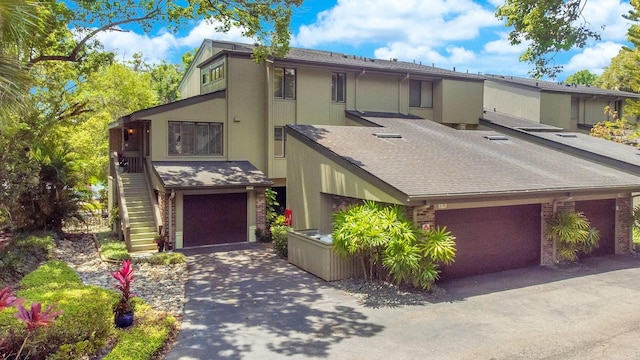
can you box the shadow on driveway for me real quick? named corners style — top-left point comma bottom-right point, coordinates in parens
top-left (166, 243), bottom-right (383, 360)
top-left (433, 254), bottom-right (640, 304)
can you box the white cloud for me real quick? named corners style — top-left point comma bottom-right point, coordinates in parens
top-left (373, 42), bottom-right (476, 70)
top-left (93, 20), bottom-right (254, 64)
top-left (563, 41), bottom-right (625, 74)
top-left (483, 32), bottom-right (527, 55)
top-left (293, 0), bottom-right (500, 48)
top-left (581, 0), bottom-right (632, 42)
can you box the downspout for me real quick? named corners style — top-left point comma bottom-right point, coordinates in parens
top-left (400, 73), bottom-right (409, 115)
top-left (356, 68), bottom-right (366, 112)
top-left (168, 190), bottom-right (175, 250)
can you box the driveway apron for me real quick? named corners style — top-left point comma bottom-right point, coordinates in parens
top-left (167, 245), bottom-right (640, 360)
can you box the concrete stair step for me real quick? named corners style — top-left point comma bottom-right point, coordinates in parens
top-left (131, 243), bottom-right (158, 252)
top-left (130, 228), bottom-right (157, 235)
top-left (130, 232), bottom-right (156, 239)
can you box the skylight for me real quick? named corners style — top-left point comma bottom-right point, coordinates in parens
top-left (484, 135), bottom-right (509, 141)
top-left (556, 133), bottom-right (578, 138)
top-left (373, 133), bottom-right (402, 139)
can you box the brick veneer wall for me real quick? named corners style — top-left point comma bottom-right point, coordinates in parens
top-left (158, 191), bottom-right (166, 241)
top-left (412, 205), bottom-right (435, 230)
top-left (157, 191), bottom-right (176, 246)
top-left (541, 200), bottom-right (575, 266)
top-left (256, 189), bottom-right (267, 232)
top-left (616, 195), bottom-right (632, 255)
top-left (329, 194), bottom-right (365, 214)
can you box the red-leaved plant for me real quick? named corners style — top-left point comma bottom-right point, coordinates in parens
top-left (111, 260), bottom-right (135, 315)
top-left (0, 286), bottom-right (23, 310)
top-left (0, 286), bottom-right (62, 359)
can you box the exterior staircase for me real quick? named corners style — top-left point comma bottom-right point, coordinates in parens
top-left (120, 172), bottom-right (158, 252)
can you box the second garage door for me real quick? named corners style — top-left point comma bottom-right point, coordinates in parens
top-left (436, 204), bottom-right (541, 280)
top-left (575, 199), bottom-right (616, 258)
top-left (183, 193), bottom-right (247, 247)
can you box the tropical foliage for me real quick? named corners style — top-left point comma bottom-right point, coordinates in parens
top-left (332, 201), bottom-right (456, 290)
top-left (0, 0), bottom-right (301, 232)
top-left (546, 211), bottom-right (600, 263)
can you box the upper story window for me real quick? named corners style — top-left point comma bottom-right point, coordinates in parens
top-left (274, 67), bottom-right (296, 99)
top-left (274, 126), bottom-right (286, 157)
top-left (201, 73), bottom-right (209, 85)
top-left (409, 80), bottom-right (433, 108)
top-left (332, 72), bottom-right (346, 103)
top-left (168, 121), bottom-right (223, 156)
top-left (210, 63), bottom-right (224, 81)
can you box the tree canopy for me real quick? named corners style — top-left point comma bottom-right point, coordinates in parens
top-left (565, 69), bottom-right (598, 86)
top-left (0, 0), bottom-right (303, 231)
top-left (495, 0), bottom-right (601, 78)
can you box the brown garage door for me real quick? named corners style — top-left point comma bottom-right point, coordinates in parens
top-left (183, 193), bottom-right (247, 247)
top-left (575, 199), bottom-right (616, 258)
top-left (436, 204), bottom-right (541, 280)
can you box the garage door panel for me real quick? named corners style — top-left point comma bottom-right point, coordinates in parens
top-left (575, 199), bottom-right (615, 257)
top-left (436, 204), bottom-right (541, 280)
top-left (183, 193), bottom-right (247, 247)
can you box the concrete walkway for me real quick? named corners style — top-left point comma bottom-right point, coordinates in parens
top-left (167, 244), bottom-right (640, 360)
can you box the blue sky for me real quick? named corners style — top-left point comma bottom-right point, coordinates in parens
top-left (92, 0), bottom-right (634, 80)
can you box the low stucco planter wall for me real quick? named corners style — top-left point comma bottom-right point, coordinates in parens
top-left (288, 230), bottom-right (359, 281)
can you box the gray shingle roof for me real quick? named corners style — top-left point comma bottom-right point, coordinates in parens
top-left (485, 74), bottom-right (640, 98)
top-left (204, 39), bottom-right (485, 81)
top-left (482, 110), bottom-right (564, 131)
top-left (480, 111), bottom-right (640, 173)
top-left (153, 161), bottom-right (272, 189)
top-left (288, 116), bottom-right (640, 200)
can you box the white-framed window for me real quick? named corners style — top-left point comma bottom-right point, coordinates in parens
top-left (332, 72), bottom-right (346, 102)
top-left (409, 80), bottom-right (433, 108)
top-left (168, 121), bottom-right (223, 156)
top-left (274, 126), bottom-right (286, 157)
top-left (274, 67), bottom-right (296, 99)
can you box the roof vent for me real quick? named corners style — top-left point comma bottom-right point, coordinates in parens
top-left (484, 135), bottom-right (509, 141)
top-left (374, 133), bottom-right (402, 139)
top-left (556, 133), bottom-right (578, 138)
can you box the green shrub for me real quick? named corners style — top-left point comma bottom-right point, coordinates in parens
top-left (101, 240), bottom-right (131, 261)
top-left (20, 260), bottom-right (82, 291)
top-left (0, 232), bottom-right (54, 287)
top-left (139, 252), bottom-right (186, 265)
top-left (0, 261), bottom-right (117, 359)
top-left (103, 303), bottom-right (177, 360)
top-left (271, 224), bottom-right (292, 258)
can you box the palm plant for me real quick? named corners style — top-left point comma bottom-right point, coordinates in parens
top-left (546, 211), bottom-right (600, 263)
top-left (333, 201), bottom-right (457, 290)
top-left (0, 0), bottom-right (40, 120)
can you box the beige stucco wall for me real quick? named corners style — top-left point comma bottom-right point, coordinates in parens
top-left (484, 81), bottom-right (541, 122)
top-left (287, 135), bottom-right (404, 230)
top-left (540, 92), bottom-right (572, 129)
top-left (441, 79), bottom-right (484, 125)
top-left (148, 98), bottom-right (228, 162)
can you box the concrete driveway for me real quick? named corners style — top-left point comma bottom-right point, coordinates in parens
top-left (166, 244), bottom-right (640, 360)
